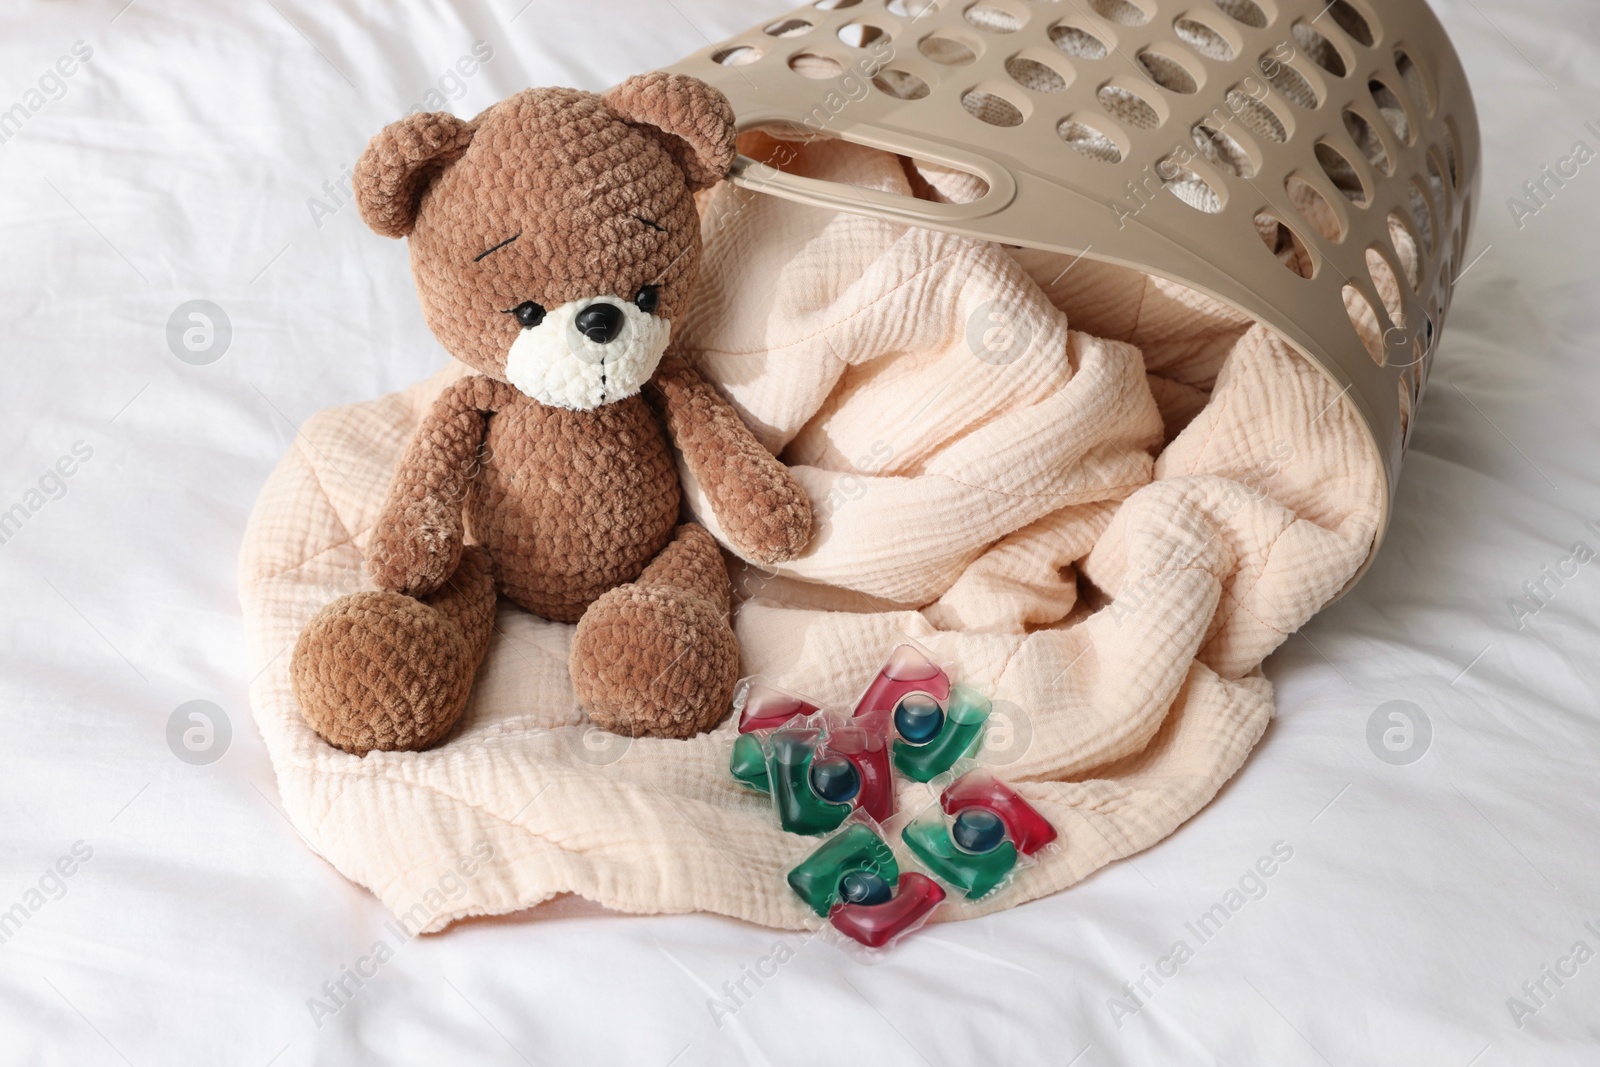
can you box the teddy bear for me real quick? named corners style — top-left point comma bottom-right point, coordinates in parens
top-left (290, 72), bottom-right (814, 756)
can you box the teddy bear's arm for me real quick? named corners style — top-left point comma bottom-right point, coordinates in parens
top-left (367, 375), bottom-right (518, 596)
top-left (647, 354), bottom-right (814, 565)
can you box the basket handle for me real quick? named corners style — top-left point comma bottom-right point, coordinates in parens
top-left (725, 120), bottom-right (1018, 226)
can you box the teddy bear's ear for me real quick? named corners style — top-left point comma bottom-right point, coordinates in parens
top-left (353, 112), bottom-right (476, 238)
top-left (603, 73), bottom-right (737, 192)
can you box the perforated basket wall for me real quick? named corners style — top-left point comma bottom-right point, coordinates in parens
top-left (667, 0), bottom-right (1478, 581)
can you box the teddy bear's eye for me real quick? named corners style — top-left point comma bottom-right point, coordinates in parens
top-left (634, 286), bottom-right (660, 314)
top-left (506, 301), bottom-right (546, 329)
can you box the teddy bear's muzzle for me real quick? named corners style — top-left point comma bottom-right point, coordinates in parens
top-left (504, 295), bottom-right (671, 411)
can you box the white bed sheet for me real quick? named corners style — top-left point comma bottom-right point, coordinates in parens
top-left (1, 0), bottom-right (1597, 1063)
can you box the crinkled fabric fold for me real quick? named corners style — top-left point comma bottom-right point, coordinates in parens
top-left (239, 139), bottom-right (1381, 931)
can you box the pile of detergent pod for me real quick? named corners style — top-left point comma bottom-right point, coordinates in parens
top-left (727, 644), bottom-right (1057, 950)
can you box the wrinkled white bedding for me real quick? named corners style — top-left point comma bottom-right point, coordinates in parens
top-left (2, 1), bottom-right (1597, 1064)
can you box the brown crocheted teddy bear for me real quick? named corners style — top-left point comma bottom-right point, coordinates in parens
top-left (290, 73), bottom-right (814, 755)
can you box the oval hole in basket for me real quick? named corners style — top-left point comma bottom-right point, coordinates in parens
top-left (886, 0), bottom-right (937, 16)
top-left (1343, 284), bottom-right (1386, 365)
top-left (1444, 118), bottom-right (1463, 188)
top-left (1387, 210), bottom-right (1423, 289)
top-left (1255, 213), bottom-right (1315, 279)
top-left (1058, 116), bottom-right (1123, 162)
top-left (766, 17), bottom-right (814, 37)
top-left (1426, 148), bottom-right (1452, 216)
top-left (712, 45), bottom-right (763, 67)
top-left (1395, 47), bottom-right (1435, 116)
top-left (1049, 22), bottom-right (1108, 60)
top-left (1174, 15), bottom-right (1235, 60)
top-left (1007, 56), bottom-right (1067, 93)
top-left (1367, 247), bottom-right (1406, 326)
top-left (1397, 376), bottom-right (1412, 439)
top-left (1285, 174), bottom-right (1344, 241)
top-left (1192, 122), bottom-right (1254, 178)
top-left (1280, 175), bottom-right (1344, 241)
top-left (838, 21), bottom-right (890, 47)
top-left (1369, 79), bottom-right (1412, 143)
top-left (1098, 82), bottom-right (1161, 130)
top-left (920, 30), bottom-right (980, 66)
top-left (1398, 331), bottom-right (1425, 373)
top-left (873, 68), bottom-right (932, 99)
top-left (1160, 158), bottom-right (1224, 213)
top-left (1139, 50), bottom-right (1199, 94)
top-left (1407, 178), bottom-right (1437, 254)
top-left (1213, 0), bottom-right (1267, 29)
top-left (1227, 85), bottom-right (1287, 143)
top-left (962, 87), bottom-right (1026, 127)
top-left (815, 0), bottom-right (861, 9)
top-left (1316, 140), bottom-right (1368, 205)
top-left (965, 3), bottom-right (1023, 33)
top-left (1260, 50), bottom-right (1320, 109)
top-left (1292, 20), bottom-right (1346, 78)
top-left (1090, 0), bottom-right (1151, 26)
top-left (1329, 1), bottom-right (1375, 47)
top-left (1344, 109), bottom-right (1391, 175)
top-left (788, 53), bottom-right (845, 79)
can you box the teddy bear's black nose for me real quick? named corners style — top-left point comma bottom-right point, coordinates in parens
top-left (576, 303), bottom-right (625, 344)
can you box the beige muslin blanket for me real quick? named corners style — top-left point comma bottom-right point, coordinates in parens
top-left (240, 139), bottom-right (1381, 932)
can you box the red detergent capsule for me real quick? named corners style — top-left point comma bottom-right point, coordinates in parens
top-left (853, 644), bottom-right (951, 718)
top-left (822, 711), bottom-right (895, 823)
top-left (940, 771), bottom-right (1057, 855)
top-left (737, 683), bottom-right (820, 734)
top-left (828, 873), bottom-right (946, 948)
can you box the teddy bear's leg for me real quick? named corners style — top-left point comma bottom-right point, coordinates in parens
top-left (569, 523), bottom-right (738, 739)
top-left (291, 546), bottom-right (497, 755)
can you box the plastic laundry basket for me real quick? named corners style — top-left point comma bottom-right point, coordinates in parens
top-left (666, 0), bottom-right (1478, 586)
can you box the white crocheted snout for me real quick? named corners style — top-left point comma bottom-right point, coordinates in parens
top-left (504, 295), bottom-right (671, 411)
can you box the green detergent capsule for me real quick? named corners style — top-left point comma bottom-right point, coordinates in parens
top-left (786, 824), bottom-right (899, 917)
top-left (729, 733), bottom-right (770, 792)
top-left (769, 729), bottom-right (851, 835)
top-left (893, 685), bottom-right (992, 783)
top-left (901, 809), bottom-right (1016, 899)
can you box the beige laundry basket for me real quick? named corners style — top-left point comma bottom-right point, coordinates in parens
top-left (667, 0), bottom-right (1477, 586)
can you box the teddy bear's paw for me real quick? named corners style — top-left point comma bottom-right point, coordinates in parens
top-left (735, 476), bottom-right (816, 565)
top-left (366, 498), bottom-right (465, 596)
top-left (569, 584), bottom-right (739, 740)
top-left (292, 548), bottom-right (496, 755)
